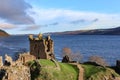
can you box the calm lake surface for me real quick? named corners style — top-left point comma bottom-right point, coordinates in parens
top-left (0, 35), bottom-right (120, 66)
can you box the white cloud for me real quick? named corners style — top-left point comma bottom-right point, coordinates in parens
top-left (21, 24), bottom-right (40, 31)
top-left (0, 0), bottom-right (34, 24)
top-left (0, 23), bottom-right (16, 29)
top-left (31, 8), bottom-right (120, 30)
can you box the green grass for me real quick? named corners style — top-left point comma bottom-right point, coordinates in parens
top-left (39, 59), bottom-right (56, 66)
top-left (28, 60), bottom-right (120, 80)
top-left (82, 64), bottom-right (106, 79)
top-left (57, 63), bottom-right (79, 80)
top-left (28, 59), bottom-right (79, 80)
top-left (82, 64), bottom-right (120, 80)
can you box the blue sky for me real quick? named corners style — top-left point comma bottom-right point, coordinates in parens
top-left (0, 0), bottom-right (120, 34)
top-left (29, 0), bottom-right (120, 13)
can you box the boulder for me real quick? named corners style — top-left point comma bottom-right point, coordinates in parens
top-left (62, 55), bottom-right (70, 63)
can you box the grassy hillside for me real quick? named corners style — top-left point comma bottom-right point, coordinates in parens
top-left (28, 59), bottom-right (79, 80)
top-left (82, 63), bottom-right (120, 80)
top-left (27, 59), bottom-right (120, 80)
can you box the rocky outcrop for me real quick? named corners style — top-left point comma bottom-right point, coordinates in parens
top-left (62, 55), bottom-right (70, 63)
top-left (0, 29), bottom-right (9, 37)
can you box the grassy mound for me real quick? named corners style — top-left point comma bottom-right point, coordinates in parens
top-left (28, 59), bottom-right (79, 80)
top-left (82, 63), bottom-right (120, 80)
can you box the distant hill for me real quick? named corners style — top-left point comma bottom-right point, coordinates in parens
top-left (50, 27), bottom-right (120, 35)
top-left (0, 29), bottom-right (9, 36)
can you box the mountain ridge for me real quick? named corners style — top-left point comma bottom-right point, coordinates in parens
top-left (49, 27), bottom-right (120, 35)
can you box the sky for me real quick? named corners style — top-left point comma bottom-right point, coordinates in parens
top-left (0, 0), bottom-right (120, 34)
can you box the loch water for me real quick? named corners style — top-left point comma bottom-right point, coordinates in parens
top-left (0, 35), bottom-right (120, 66)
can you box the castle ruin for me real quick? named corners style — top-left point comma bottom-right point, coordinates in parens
top-left (29, 33), bottom-right (55, 59)
top-left (0, 33), bottom-right (55, 80)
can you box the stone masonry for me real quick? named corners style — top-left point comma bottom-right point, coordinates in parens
top-left (29, 33), bottom-right (55, 59)
top-left (0, 54), bottom-right (31, 80)
top-left (17, 52), bottom-right (36, 64)
top-left (1, 65), bottom-right (30, 80)
top-left (0, 56), bottom-right (3, 67)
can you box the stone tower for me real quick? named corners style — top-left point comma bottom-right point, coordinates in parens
top-left (29, 33), bottom-right (55, 59)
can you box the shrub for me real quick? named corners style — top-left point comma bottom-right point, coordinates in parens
top-left (62, 47), bottom-right (72, 57)
top-left (89, 55), bottom-right (108, 67)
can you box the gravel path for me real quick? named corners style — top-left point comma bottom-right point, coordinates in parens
top-left (70, 63), bottom-right (84, 80)
top-left (77, 64), bottom-right (84, 80)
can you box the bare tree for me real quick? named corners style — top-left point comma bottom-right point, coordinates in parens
top-left (71, 52), bottom-right (82, 63)
top-left (62, 47), bottom-right (72, 57)
top-left (89, 55), bottom-right (108, 67)
top-left (62, 47), bottom-right (82, 63)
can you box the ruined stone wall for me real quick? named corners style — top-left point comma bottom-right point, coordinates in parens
top-left (1, 65), bottom-right (30, 80)
top-left (0, 53), bottom-right (35, 80)
top-left (0, 56), bottom-right (3, 67)
top-left (29, 34), bottom-right (55, 59)
top-left (30, 40), bottom-right (47, 59)
top-left (18, 53), bottom-right (36, 64)
top-left (46, 39), bottom-right (54, 53)
top-left (46, 38), bottom-right (55, 59)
